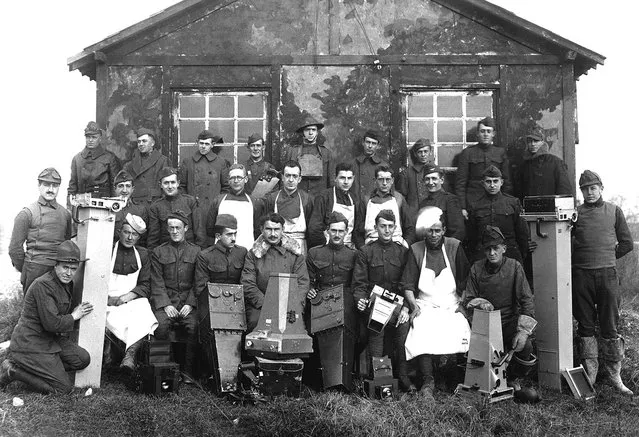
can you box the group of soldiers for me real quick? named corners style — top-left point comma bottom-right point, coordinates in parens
top-left (1, 115), bottom-right (634, 399)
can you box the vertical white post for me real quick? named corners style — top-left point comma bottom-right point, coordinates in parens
top-left (74, 206), bottom-right (115, 388)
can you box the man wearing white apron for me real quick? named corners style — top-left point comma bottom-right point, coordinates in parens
top-left (401, 207), bottom-right (471, 397)
top-left (364, 165), bottom-right (415, 248)
top-left (206, 164), bottom-right (259, 250)
top-left (107, 214), bottom-right (158, 371)
top-left (265, 160), bottom-right (312, 254)
top-left (308, 162), bottom-right (364, 249)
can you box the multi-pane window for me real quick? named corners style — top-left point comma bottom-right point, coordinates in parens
top-left (405, 90), bottom-right (494, 168)
top-left (176, 91), bottom-right (268, 164)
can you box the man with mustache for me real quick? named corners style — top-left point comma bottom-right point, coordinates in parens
top-left (0, 241), bottom-right (93, 394)
top-left (572, 170), bottom-right (634, 395)
top-left (9, 168), bottom-right (73, 294)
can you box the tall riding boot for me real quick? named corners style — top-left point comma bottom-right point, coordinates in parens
top-left (417, 354), bottom-right (435, 400)
top-left (600, 336), bottom-right (633, 396)
top-left (120, 339), bottom-right (144, 371)
top-left (577, 336), bottom-right (599, 385)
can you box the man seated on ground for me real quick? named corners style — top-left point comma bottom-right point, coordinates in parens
top-left (112, 170), bottom-right (149, 247)
top-left (106, 214), bottom-right (158, 372)
top-left (151, 211), bottom-right (201, 383)
top-left (241, 213), bottom-right (309, 332)
top-left (400, 207), bottom-right (470, 398)
top-left (306, 212), bottom-right (358, 388)
top-left (352, 209), bottom-right (411, 391)
top-left (363, 165), bottom-right (415, 248)
top-left (462, 226), bottom-right (537, 389)
top-left (1, 241), bottom-right (93, 394)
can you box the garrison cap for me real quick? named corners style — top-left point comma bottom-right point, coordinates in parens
top-left (296, 115), bottom-right (324, 132)
top-left (215, 214), bottom-right (237, 230)
top-left (423, 163), bottom-right (442, 177)
top-left (363, 130), bottom-right (380, 142)
top-left (579, 170), bottom-right (602, 188)
top-left (50, 240), bottom-right (85, 263)
top-left (125, 213), bottom-right (146, 235)
top-left (412, 138), bottom-right (432, 152)
top-left (167, 210), bottom-right (189, 225)
top-left (136, 127), bottom-right (156, 141)
top-left (478, 117), bottom-right (496, 129)
top-left (375, 209), bottom-right (396, 224)
top-left (526, 125), bottom-right (544, 142)
top-left (482, 225), bottom-right (506, 249)
top-left (37, 167), bottom-right (61, 184)
top-left (326, 211), bottom-right (349, 229)
top-left (157, 167), bottom-right (178, 182)
top-left (482, 165), bottom-right (502, 179)
top-left (113, 170), bottom-right (134, 185)
top-left (198, 130), bottom-right (223, 143)
top-left (247, 133), bottom-right (264, 145)
top-left (84, 121), bottom-right (101, 136)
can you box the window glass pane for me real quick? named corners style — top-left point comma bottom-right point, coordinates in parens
top-left (436, 145), bottom-right (464, 168)
top-left (236, 145), bottom-right (251, 164)
top-left (238, 121), bottom-right (265, 143)
top-left (209, 96), bottom-right (235, 118)
top-left (407, 120), bottom-right (433, 143)
top-left (437, 95), bottom-right (462, 117)
top-left (179, 120), bottom-right (205, 143)
top-left (466, 94), bottom-right (492, 117)
top-left (180, 96), bottom-right (205, 118)
top-left (179, 145), bottom-right (199, 161)
top-left (238, 95), bottom-right (265, 118)
top-left (437, 120), bottom-right (463, 142)
top-left (209, 120), bottom-right (235, 142)
top-left (408, 95), bottom-right (433, 118)
top-left (217, 145), bottom-right (236, 164)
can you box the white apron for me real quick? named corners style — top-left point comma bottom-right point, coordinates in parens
top-left (364, 195), bottom-right (407, 247)
top-left (331, 187), bottom-right (355, 247)
top-left (218, 193), bottom-right (255, 250)
top-left (274, 191), bottom-right (307, 254)
top-left (405, 243), bottom-right (470, 359)
top-left (106, 243), bottom-right (158, 349)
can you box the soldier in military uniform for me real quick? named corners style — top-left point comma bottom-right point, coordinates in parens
top-left (123, 128), bottom-right (170, 207)
top-left (352, 209), bottom-right (411, 391)
top-left (351, 130), bottom-right (389, 203)
top-left (147, 167), bottom-right (204, 249)
top-left (455, 117), bottom-right (512, 218)
top-left (417, 164), bottom-right (465, 241)
top-left (397, 138), bottom-right (435, 209)
top-left (467, 165), bottom-right (529, 263)
top-left (244, 133), bottom-right (278, 198)
top-left (68, 121), bottom-right (121, 203)
top-left (178, 130), bottom-right (230, 229)
top-left (9, 168), bottom-right (73, 294)
top-left (150, 211), bottom-right (201, 382)
top-left (112, 170), bottom-right (149, 247)
top-left (282, 116), bottom-right (333, 197)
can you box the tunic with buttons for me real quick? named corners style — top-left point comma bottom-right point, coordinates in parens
top-left (179, 150), bottom-right (230, 210)
top-left (418, 189), bottom-right (465, 241)
top-left (352, 154), bottom-right (388, 202)
top-left (113, 199), bottom-right (149, 247)
top-left (69, 145), bottom-right (121, 197)
top-left (194, 242), bottom-right (247, 296)
top-left (123, 149), bottom-right (170, 206)
top-left (150, 240), bottom-right (201, 311)
top-left (352, 239), bottom-right (409, 302)
top-left (467, 191), bottom-right (529, 263)
top-left (147, 193), bottom-right (204, 249)
top-left (307, 243), bottom-right (357, 291)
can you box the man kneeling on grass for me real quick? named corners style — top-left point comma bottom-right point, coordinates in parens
top-left (0, 241), bottom-right (94, 394)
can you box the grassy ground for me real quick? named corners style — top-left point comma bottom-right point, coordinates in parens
top-left (1, 252), bottom-right (639, 437)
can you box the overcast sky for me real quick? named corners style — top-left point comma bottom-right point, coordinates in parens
top-left (0, 0), bottom-right (636, 226)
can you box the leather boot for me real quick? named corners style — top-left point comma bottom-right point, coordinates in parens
top-left (397, 359), bottom-right (416, 393)
top-left (577, 336), bottom-right (599, 385)
top-left (600, 337), bottom-right (633, 396)
top-left (9, 366), bottom-right (55, 394)
top-left (419, 375), bottom-right (435, 400)
top-left (0, 359), bottom-right (14, 389)
top-left (120, 339), bottom-right (143, 371)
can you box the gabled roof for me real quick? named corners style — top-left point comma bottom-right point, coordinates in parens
top-left (68, 0), bottom-right (604, 80)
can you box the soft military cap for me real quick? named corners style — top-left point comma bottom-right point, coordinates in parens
top-left (579, 170), bottom-right (602, 188)
top-left (38, 167), bottom-right (62, 184)
top-left (363, 130), bottom-right (380, 142)
top-left (84, 121), bottom-right (101, 136)
top-left (482, 225), bottom-right (506, 249)
top-left (375, 209), bottom-right (396, 224)
top-left (482, 165), bottom-right (502, 178)
top-left (215, 214), bottom-right (237, 230)
top-left (125, 213), bottom-right (147, 235)
top-left (167, 210), bottom-right (189, 225)
top-left (326, 211), bottom-right (349, 228)
top-left (478, 117), bottom-right (496, 129)
top-left (296, 115), bottom-right (324, 132)
top-left (198, 130), bottom-right (223, 143)
top-left (423, 163), bottom-right (442, 177)
top-left (157, 167), bottom-right (178, 182)
top-left (137, 127), bottom-right (156, 141)
top-left (412, 138), bottom-right (431, 152)
top-left (114, 170), bottom-right (134, 185)
top-left (247, 133), bottom-right (264, 145)
top-left (526, 126), bottom-right (544, 142)
top-left (51, 240), bottom-right (86, 263)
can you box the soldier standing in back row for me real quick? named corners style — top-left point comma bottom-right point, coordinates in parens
top-left (244, 133), bottom-right (278, 198)
top-left (123, 128), bottom-right (170, 207)
top-left (351, 130), bottom-right (389, 203)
